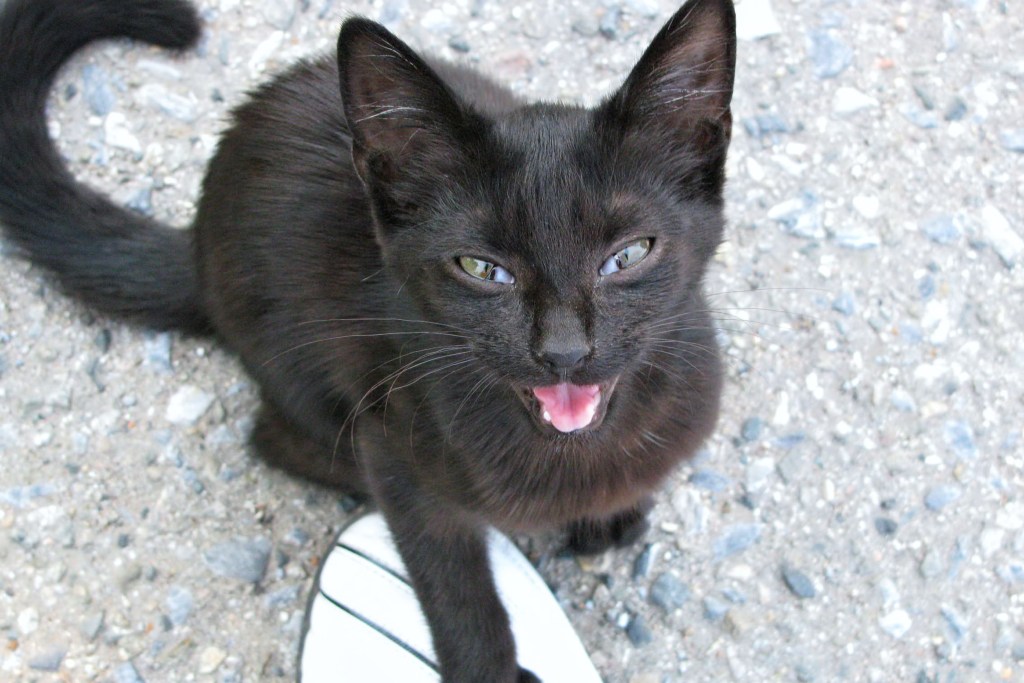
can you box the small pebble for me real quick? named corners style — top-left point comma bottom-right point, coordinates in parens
top-left (924, 485), bottom-right (963, 512)
top-left (689, 469), bottom-right (730, 492)
top-left (203, 537), bottom-right (272, 583)
top-left (781, 565), bottom-right (816, 599)
top-left (198, 646), bottom-right (228, 674)
top-left (28, 646), bottom-right (67, 672)
top-left (875, 517), bottom-right (898, 537)
top-left (807, 29), bottom-right (853, 79)
top-left (165, 586), bottom-right (194, 627)
top-left (833, 86), bottom-right (878, 115)
top-left (714, 524), bottom-right (762, 560)
top-left (625, 614), bottom-right (653, 646)
top-left (166, 385), bottom-right (215, 425)
top-left (80, 612), bottom-right (105, 642)
top-left (980, 204), bottom-right (1023, 267)
top-left (649, 573), bottom-right (690, 612)
top-left (943, 421), bottom-right (976, 459)
top-left (632, 543), bottom-right (655, 580)
top-left (113, 662), bottom-right (145, 683)
top-left (921, 215), bottom-right (961, 244)
top-left (740, 417), bottom-right (763, 441)
top-left (999, 129), bottom-right (1024, 153)
top-left (82, 65), bottom-right (115, 116)
top-left (703, 595), bottom-right (729, 622)
top-left (599, 6), bottom-right (621, 40)
top-left (879, 609), bottom-right (912, 639)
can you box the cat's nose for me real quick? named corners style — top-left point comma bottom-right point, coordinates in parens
top-left (539, 347), bottom-right (590, 372)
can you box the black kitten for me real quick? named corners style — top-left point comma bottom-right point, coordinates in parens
top-left (0, 0), bottom-right (736, 680)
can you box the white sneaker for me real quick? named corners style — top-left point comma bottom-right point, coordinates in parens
top-left (299, 512), bottom-right (603, 682)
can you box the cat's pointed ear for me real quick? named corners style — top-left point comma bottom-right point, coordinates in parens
top-left (337, 18), bottom-right (475, 185)
top-left (600, 0), bottom-right (736, 150)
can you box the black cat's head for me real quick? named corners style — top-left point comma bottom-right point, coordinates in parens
top-left (337, 0), bottom-right (736, 439)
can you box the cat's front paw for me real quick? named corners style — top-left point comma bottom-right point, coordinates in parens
top-left (565, 497), bottom-right (652, 555)
top-left (517, 667), bottom-right (542, 683)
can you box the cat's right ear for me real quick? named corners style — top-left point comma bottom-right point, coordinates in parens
top-left (337, 19), bottom-right (476, 187)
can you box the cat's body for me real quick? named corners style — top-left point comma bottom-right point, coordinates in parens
top-left (0, 1), bottom-right (736, 680)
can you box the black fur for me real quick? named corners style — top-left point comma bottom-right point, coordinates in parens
top-left (0, 1), bottom-right (737, 680)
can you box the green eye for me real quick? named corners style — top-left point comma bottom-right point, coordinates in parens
top-left (600, 238), bottom-right (652, 276)
top-left (458, 256), bottom-right (515, 284)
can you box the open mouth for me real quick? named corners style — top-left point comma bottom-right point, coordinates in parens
top-left (517, 377), bottom-right (619, 434)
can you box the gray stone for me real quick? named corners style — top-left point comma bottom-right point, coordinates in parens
top-left (143, 332), bottom-right (173, 372)
top-left (448, 36), bottom-right (471, 53)
top-left (714, 524), bottom-right (762, 560)
top-left (781, 565), bottom-right (816, 599)
top-left (890, 389), bottom-right (917, 413)
top-left (625, 614), bottom-right (653, 646)
top-left (28, 645), bottom-right (67, 672)
top-left (378, 0), bottom-right (407, 25)
top-left (82, 65), bottom-right (115, 116)
top-left (600, 6), bottom-right (621, 40)
top-left (997, 562), bottom-right (1024, 585)
top-left (113, 662), bottom-right (146, 683)
top-left (1, 483), bottom-right (57, 508)
top-left (924, 485), bottom-right (963, 512)
top-left (834, 225), bottom-right (881, 250)
top-left (649, 573), bottom-right (690, 612)
top-left (624, 0), bottom-right (660, 19)
top-left (204, 537), bottom-right (272, 583)
top-left (919, 549), bottom-right (944, 579)
top-left (165, 586), bottom-right (193, 626)
top-left (138, 84), bottom-right (199, 123)
top-left (689, 469), bottom-right (730, 492)
top-left (743, 114), bottom-right (791, 140)
top-left (264, 584), bottom-right (303, 608)
top-left (632, 543), bottom-right (655, 580)
top-left (807, 30), bottom-right (853, 79)
top-left (940, 605), bottom-right (968, 642)
top-left (921, 215), bottom-right (962, 244)
top-left (944, 98), bottom-right (968, 121)
top-left (741, 416), bottom-right (763, 441)
top-left (768, 192), bottom-right (824, 239)
top-left (80, 611), bottom-right (105, 641)
top-left (831, 292), bottom-right (856, 316)
top-left (262, 0), bottom-right (296, 31)
top-left (875, 517), bottom-right (898, 537)
top-left (999, 129), bottom-right (1024, 153)
top-left (703, 595), bottom-right (729, 622)
top-left (900, 105), bottom-right (939, 129)
top-left (944, 420), bottom-right (976, 459)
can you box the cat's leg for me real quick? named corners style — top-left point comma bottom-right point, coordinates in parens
top-left (359, 428), bottom-right (539, 683)
top-left (564, 496), bottom-right (653, 555)
top-left (249, 399), bottom-right (368, 495)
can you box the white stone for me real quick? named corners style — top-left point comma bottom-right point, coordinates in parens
top-left (852, 195), bottom-right (881, 220)
top-left (104, 113), bottom-right (141, 154)
top-left (833, 87), bottom-right (879, 115)
top-left (166, 386), bottom-right (215, 425)
top-left (879, 609), bottom-right (912, 639)
top-left (735, 0), bottom-right (781, 41)
top-left (980, 205), bottom-right (1023, 267)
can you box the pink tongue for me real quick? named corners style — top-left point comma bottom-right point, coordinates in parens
top-left (532, 383), bottom-right (601, 433)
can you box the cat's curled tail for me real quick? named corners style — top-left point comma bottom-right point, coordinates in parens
top-left (0, 0), bottom-right (210, 333)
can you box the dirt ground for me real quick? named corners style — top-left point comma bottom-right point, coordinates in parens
top-left (1, 0), bottom-right (1022, 681)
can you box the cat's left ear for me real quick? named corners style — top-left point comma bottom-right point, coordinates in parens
top-left (337, 18), bottom-right (479, 187)
top-left (600, 0), bottom-right (736, 155)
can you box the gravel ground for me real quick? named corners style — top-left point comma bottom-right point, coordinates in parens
top-left (1, 0), bottom-right (1023, 681)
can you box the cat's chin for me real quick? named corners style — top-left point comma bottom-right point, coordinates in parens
top-left (516, 376), bottom-right (619, 436)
